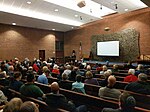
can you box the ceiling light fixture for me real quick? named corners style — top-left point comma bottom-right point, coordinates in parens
top-left (52, 29), bottom-right (55, 31)
top-left (12, 22), bottom-right (16, 25)
top-left (27, 1), bottom-right (32, 4)
top-left (125, 8), bottom-right (128, 11)
top-left (74, 15), bottom-right (78, 17)
top-left (54, 9), bottom-right (59, 12)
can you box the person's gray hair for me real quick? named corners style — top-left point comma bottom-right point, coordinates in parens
top-left (128, 69), bottom-right (135, 75)
top-left (138, 73), bottom-right (147, 82)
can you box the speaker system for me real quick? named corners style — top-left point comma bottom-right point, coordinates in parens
top-left (77, 0), bottom-right (86, 8)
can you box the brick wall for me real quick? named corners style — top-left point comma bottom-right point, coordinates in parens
top-left (0, 24), bottom-right (64, 61)
top-left (64, 8), bottom-right (150, 60)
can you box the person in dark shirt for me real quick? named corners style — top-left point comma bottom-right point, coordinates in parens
top-left (20, 71), bottom-right (45, 99)
top-left (9, 72), bottom-right (23, 92)
top-left (125, 73), bottom-right (150, 95)
top-left (101, 91), bottom-right (136, 112)
top-left (46, 82), bottom-right (87, 112)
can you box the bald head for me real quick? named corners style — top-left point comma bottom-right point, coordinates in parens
top-left (50, 82), bottom-right (59, 93)
top-left (107, 75), bottom-right (116, 87)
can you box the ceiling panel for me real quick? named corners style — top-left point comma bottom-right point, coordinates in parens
top-left (0, 0), bottom-right (148, 32)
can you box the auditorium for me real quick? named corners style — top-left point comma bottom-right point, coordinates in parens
top-left (0, 0), bottom-right (150, 112)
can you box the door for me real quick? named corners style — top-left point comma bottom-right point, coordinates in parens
top-left (39, 50), bottom-right (45, 61)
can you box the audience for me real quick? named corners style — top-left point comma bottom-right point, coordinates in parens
top-left (98, 75), bottom-right (121, 100)
top-left (101, 92), bottom-right (136, 112)
top-left (46, 82), bottom-right (87, 112)
top-left (20, 71), bottom-right (45, 99)
top-left (84, 71), bottom-right (99, 85)
top-left (125, 73), bottom-right (150, 94)
top-left (72, 75), bottom-right (86, 94)
top-left (124, 69), bottom-right (138, 82)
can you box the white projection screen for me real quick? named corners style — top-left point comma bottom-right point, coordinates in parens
top-left (97, 41), bottom-right (119, 56)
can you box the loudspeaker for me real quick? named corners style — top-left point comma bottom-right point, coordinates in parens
top-left (77, 1), bottom-right (86, 8)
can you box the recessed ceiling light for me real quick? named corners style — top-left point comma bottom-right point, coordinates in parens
top-left (12, 22), bottom-right (16, 25)
top-left (125, 9), bottom-right (128, 11)
top-left (54, 9), bottom-right (59, 12)
top-left (27, 1), bottom-right (32, 4)
top-left (74, 15), bottom-right (78, 17)
top-left (52, 29), bottom-right (55, 31)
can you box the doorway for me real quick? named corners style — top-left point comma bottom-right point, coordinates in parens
top-left (39, 50), bottom-right (45, 61)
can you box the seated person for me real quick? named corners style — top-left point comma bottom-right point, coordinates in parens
top-left (135, 64), bottom-right (148, 76)
top-left (20, 71), bottom-right (45, 99)
top-left (125, 73), bottom-right (150, 95)
top-left (69, 66), bottom-right (79, 81)
top-left (46, 82), bottom-right (87, 112)
top-left (101, 91), bottom-right (136, 112)
top-left (59, 73), bottom-right (72, 90)
top-left (37, 66), bottom-right (50, 85)
top-left (112, 64), bottom-right (119, 73)
top-left (84, 71), bottom-right (99, 85)
top-left (72, 75), bottom-right (86, 94)
top-left (124, 69), bottom-right (138, 82)
top-left (3, 97), bottom-right (23, 112)
top-left (0, 90), bottom-right (8, 110)
top-left (100, 65), bottom-right (108, 75)
top-left (20, 101), bottom-right (39, 112)
top-left (9, 72), bottom-right (23, 92)
top-left (99, 71), bottom-right (111, 87)
top-left (98, 75), bottom-right (121, 100)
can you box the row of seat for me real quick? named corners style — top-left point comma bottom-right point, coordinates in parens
top-left (42, 76), bottom-right (150, 110)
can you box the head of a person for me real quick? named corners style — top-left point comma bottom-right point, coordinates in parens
top-left (128, 69), bottom-right (135, 75)
top-left (137, 64), bottom-right (143, 70)
top-left (53, 65), bottom-right (59, 69)
top-left (3, 97), bottom-right (23, 112)
top-left (66, 65), bottom-right (71, 70)
top-left (104, 71), bottom-right (111, 79)
top-left (85, 71), bottom-right (93, 79)
top-left (119, 92), bottom-right (136, 110)
top-left (8, 65), bottom-right (14, 71)
top-left (26, 71), bottom-right (35, 82)
top-left (138, 73), bottom-right (147, 82)
top-left (102, 65), bottom-right (107, 71)
top-left (113, 64), bottom-right (118, 69)
top-left (107, 69), bottom-right (112, 75)
top-left (42, 66), bottom-right (48, 73)
top-left (28, 66), bottom-right (33, 71)
top-left (13, 72), bottom-right (22, 80)
top-left (107, 75), bottom-right (116, 87)
top-left (86, 65), bottom-right (91, 71)
top-left (20, 101), bottom-right (39, 112)
top-left (76, 75), bottom-right (82, 83)
top-left (45, 69), bottom-right (50, 77)
top-left (50, 82), bottom-right (59, 94)
top-left (62, 73), bottom-right (69, 80)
